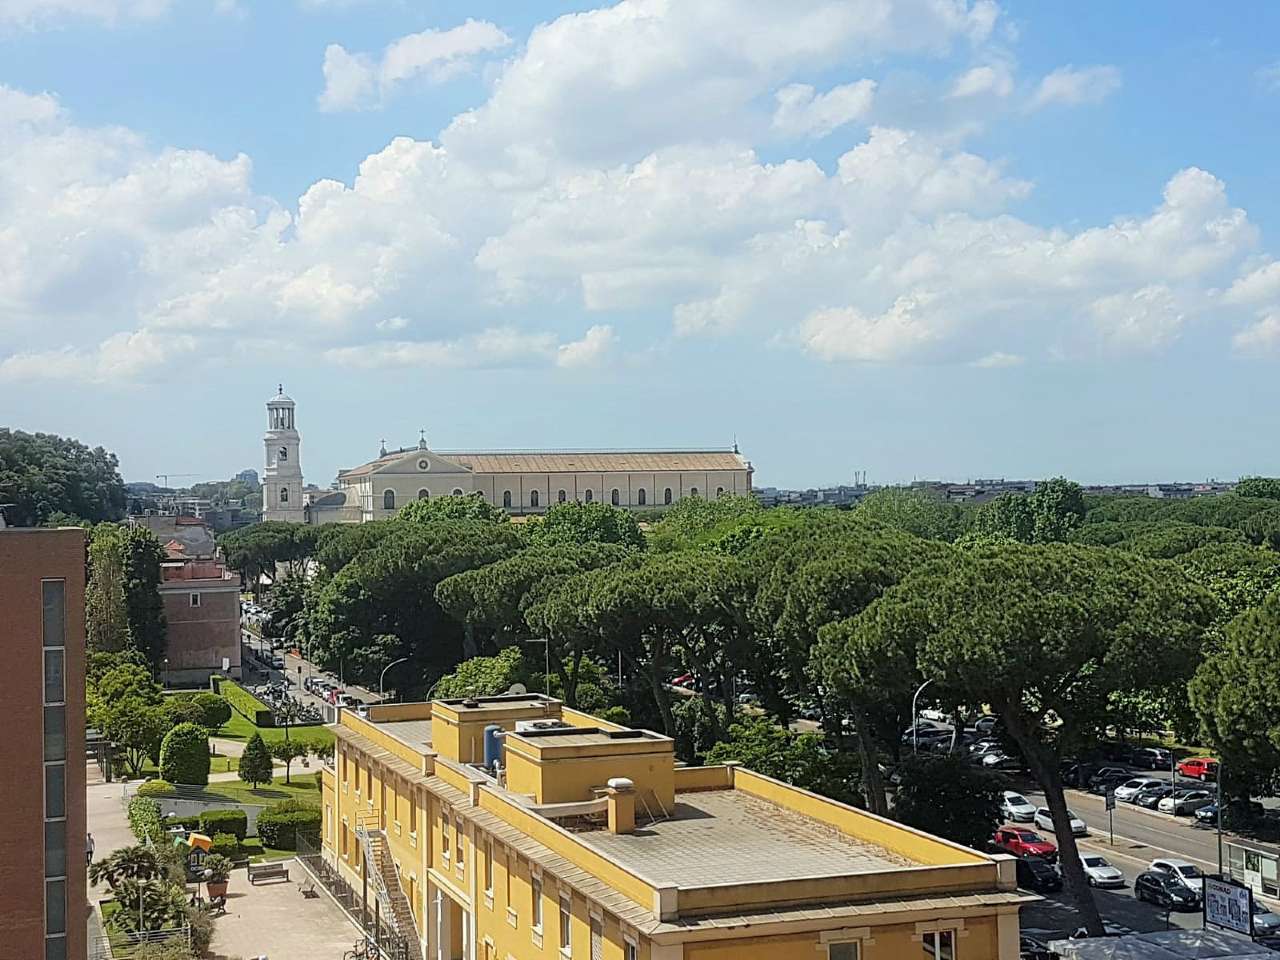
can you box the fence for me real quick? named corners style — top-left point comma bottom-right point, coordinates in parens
top-left (89, 922), bottom-right (190, 960)
top-left (296, 831), bottom-right (419, 960)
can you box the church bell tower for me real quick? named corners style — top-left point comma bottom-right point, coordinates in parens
top-left (262, 385), bottom-right (305, 523)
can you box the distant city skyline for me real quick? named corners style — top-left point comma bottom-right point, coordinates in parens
top-left (3, 3), bottom-right (1280, 487)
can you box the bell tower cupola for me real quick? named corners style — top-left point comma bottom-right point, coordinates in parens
top-left (262, 385), bottom-right (306, 523)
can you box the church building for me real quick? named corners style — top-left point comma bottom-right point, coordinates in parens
top-left (260, 388), bottom-right (753, 524)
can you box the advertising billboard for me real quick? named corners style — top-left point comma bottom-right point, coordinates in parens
top-left (1204, 876), bottom-right (1252, 936)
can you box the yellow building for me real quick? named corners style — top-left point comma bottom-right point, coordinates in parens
top-left (320, 695), bottom-right (1033, 960)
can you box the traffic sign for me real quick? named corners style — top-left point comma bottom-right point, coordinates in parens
top-left (1105, 788), bottom-right (1116, 811)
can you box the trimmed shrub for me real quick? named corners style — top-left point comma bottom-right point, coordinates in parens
top-left (209, 833), bottom-right (240, 859)
top-left (159, 723), bottom-right (211, 786)
top-left (127, 796), bottom-right (163, 843)
top-left (256, 800), bottom-right (321, 849)
top-left (214, 676), bottom-right (274, 727)
top-left (192, 692), bottom-right (232, 730)
top-left (135, 779), bottom-right (175, 798)
top-left (199, 809), bottom-right (247, 841)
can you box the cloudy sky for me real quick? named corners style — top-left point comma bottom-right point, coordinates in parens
top-left (2, 1), bottom-right (1279, 488)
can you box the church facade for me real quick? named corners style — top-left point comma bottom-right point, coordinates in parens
top-left (261, 390), bottom-right (753, 524)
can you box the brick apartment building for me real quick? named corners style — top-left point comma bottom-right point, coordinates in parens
top-left (0, 527), bottom-right (87, 960)
top-left (158, 557), bottom-right (241, 685)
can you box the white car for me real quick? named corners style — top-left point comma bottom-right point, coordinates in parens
top-left (1150, 858), bottom-right (1204, 895)
top-left (1001, 791), bottom-right (1037, 822)
top-left (1034, 807), bottom-right (1087, 836)
top-left (1114, 777), bottom-right (1163, 802)
top-left (1080, 854), bottom-right (1125, 888)
top-left (1157, 790), bottom-right (1214, 816)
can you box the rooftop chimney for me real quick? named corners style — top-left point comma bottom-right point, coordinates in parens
top-left (606, 777), bottom-right (636, 835)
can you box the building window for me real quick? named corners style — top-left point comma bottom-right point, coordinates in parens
top-left (584, 489), bottom-right (593, 503)
top-left (408, 792), bottom-right (416, 834)
top-left (828, 944), bottom-right (860, 960)
top-left (452, 488), bottom-right (464, 496)
top-left (45, 764), bottom-right (65, 819)
top-left (417, 489), bottom-right (429, 500)
top-left (441, 807), bottom-right (450, 858)
top-left (189, 592), bottom-right (201, 608)
top-left (558, 895), bottom-right (571, 953)
top-left (46, 935), bottom-right (67, 960)
top-left (716, 486), bottom-right (725, 498)
top-left (923, 931), bottom-right (955, 960)
top-left (530, 490), bottom-right (539, 508)
top-left (44, 706), bottom-right (65, 762)
top-left (43, 650), bottom-right (64, 706)
top-left (558, 489), bottom-right (566, 503)
top-left (625, 941), bottom-right (638, 960)
top-left (42, 581), bottom-right (65, 647)
top-left (484, 838), bottom-right (494, 896)
top-left (610, 488), bottom-right (620, 506)
top-left (690, 486), bottom-right (699, 497)
top-left (280, 487), bottom-right (289, 503)
top-left (664, 487), bottom-right (672, 505)
top-left (503, 490), bottom-right (513, 508)
top-left (505, 851), bottom-right (513, 908)
top-left (45, 878), bottom-right (66, 935)
top-left (383, 489), bottom-right (396, 511)
top-left (455, 818), bottom-right (464, 859)
top-left (279, 447), bottom-right (288, 460)
top-left (44, 821), bottom-right (66, 878)
top-left (531, 876), bottom-right (543, 931)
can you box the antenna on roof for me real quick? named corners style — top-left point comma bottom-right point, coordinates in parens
top-left (732, 433), bottom-right (739, 454)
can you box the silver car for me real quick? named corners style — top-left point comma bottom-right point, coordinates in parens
top-left (1080, 854), bottom-right (1125, 888)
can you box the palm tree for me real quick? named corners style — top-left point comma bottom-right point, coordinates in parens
top-left (88, 845), bottom-right (163, 891)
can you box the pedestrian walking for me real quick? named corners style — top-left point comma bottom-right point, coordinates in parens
top-left (86, 832), bottom-right (95, 866)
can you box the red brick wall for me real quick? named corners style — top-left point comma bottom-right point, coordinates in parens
top-left (0, 528), bottom-right (87, 960)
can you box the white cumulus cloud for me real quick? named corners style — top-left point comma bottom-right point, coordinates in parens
top-left (1030, 64), bottom-right (1121, 110)
top-left (771, 80), bottom-right (876, 138)
top-left (318, 19), bottom-right (511, 112)
top-left (947, 63), bottom-right (1014, 99)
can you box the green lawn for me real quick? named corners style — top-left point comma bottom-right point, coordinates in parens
top-left (216, 711), bottom-right (333, 750)
top-left (139, 754), bottom-right (239, 779)
top-left (236, 838), bottom-right (296, 862)
top-left (149, 776), bottom-right (323, 807)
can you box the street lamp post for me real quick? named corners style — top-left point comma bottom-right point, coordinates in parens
top-left (380, 657), bottom-right (409, 701)
top-left (911, 678), bottom-right (935, 755)
top-left (524, 639), bottom-right (551, 696)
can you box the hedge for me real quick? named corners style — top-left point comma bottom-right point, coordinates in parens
top-left (159, 723), bottom-right (211, 786)
top-left (136, 779), bottom-right (175, 798)
top-left (255, 800), bottom-right (321, 849)
top-left (192, 692), bottom-right (232, 729)
top-left (199, 809), bottom-right (248, 841)
top-left (127, 796), bottom-right (163, 843)
top-left (209, 833), bottom-right (240, 859)
top-left (211, 676), bottom-right (274, 727)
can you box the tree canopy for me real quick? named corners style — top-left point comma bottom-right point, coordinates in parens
top-left (0, 427), bottom-right (125, 526)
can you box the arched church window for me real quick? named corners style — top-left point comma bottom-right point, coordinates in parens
top-left (690, 487), bottom-right (699, 498)
top-left (280, 487), bottom-right (288, 503)
top-left (417, 489), bottom-right (429, 500)
top-left (611, 489), bottom-right (620, 506)
top-left (452, 488), bottom-right (463, 496)
top-left (530, 490), bottom-right (540, 508)
top-left (663, 488), bottom-right (672, 505)
top-left (716, 487), bottom-right (724, 498)
top-left (279, 446), bottom-right (288, 461)
top-left (383, 489), bottom-right (395, 511)
top-left (637, 489), bottom-right (646, 506)
top-left (503, 491), bottom-right (512, 508)
top-left (584, 489), bottom-right (593, 503)
top-left (558, 490), bottom-right (567, 503)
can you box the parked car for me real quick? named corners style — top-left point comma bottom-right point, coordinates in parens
top-left (1034, 807), bottom-right (1087, 836)
top-left (1157, 790), bottom-right (1214, 816)
top-left (970, 741), bottom-right (1003, 759)
top-left (1194, 802), bottom-right (1219, 825)
top-left (983, 752), bottom-right (1023, 771)
top-left (1149, 858), bottom-right (1205, 895)
top-left (670, 673), bottom-right (694, 688)
top-left (1087, 766), bottom-right (1131, 788)
top-left (1176, 757), bottom-right (1219, 781)
top-left (974, 715), bottom-right (999, 735)
top-left (1134, 783), bottom-right (1174, 808)
top-left (270, 655), bottom-right (285, 670)
top-left (1015, 856), bottom-right (1062, 893)
top-left (993, 827), bottom-right (1057, 861)
top-left (1088, 772), bottom-right (1132, 796)
top-left (1001, 791), bottom-right (1038, 823)
top-left (1080, 854), bottom-right (1125, 888)
top-left (1115, 777), bottom-right (1164, 802)
top-left (1134, 871), bottom-right (1200, 910)
top-left (1131, 747), bottom-right (1173, 770)
top-left (1253, 900), bottom-right (1280, 937)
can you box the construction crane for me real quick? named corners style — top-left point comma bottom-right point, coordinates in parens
top-left (155, 473), bottom-right (199, 489)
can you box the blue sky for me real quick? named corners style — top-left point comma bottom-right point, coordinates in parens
top-left (1, 1), bottom-right (1279, 489)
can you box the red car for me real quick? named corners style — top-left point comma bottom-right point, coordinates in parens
top-left (1176, 757), bottom-right (1218, 782)
top-left (993, 827), bottom-right (1058, 862)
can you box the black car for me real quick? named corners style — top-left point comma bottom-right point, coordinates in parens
top-left (1088, 772), bottom-right (1131, 795)
top-left (1016, 856), bottom-right (1063, 893)
top-left (1134, 871), bottom-right (1200, 910)
top-left (1194, 802), bottom-right (1219, 825)
top-left (1135, 785), bottom-right (1174, 809)
top-left (1020, 935), bottom-right (1055, 960)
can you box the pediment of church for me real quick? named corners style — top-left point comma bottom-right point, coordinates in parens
top-left (370, 448), bottom-right (474, 477)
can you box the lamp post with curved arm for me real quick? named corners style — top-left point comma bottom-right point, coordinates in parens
top-left (912, 678), bottom-right (935, 755)
top-left (380, 657), bottom-right (409, 701)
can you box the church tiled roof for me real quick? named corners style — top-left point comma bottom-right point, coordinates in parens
top-left (337, 448), bottom-right (749, 478)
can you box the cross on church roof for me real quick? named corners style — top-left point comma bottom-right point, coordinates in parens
top-left (419, 428), bottom-right (428, 450)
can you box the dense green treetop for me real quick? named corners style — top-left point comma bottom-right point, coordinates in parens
top-left (0, 427), bottom-right (125, 526)
top-left (120, 525), bottom-right (168, 667)
top-left (398, 491), bottom-right (506, 525)
top-left (524, 501), bottom-right (645, 550)
top-left (971, 477), bottom-right (1085, 544)
top-left (705, 716), bottom-right (861, 807)
top-left (1119, 521), bottom-right (1246, 558)
top-left (219, 521), bottom-right (318, 587)
top-left (1235, 477), bottom-right (1280, 501)
top-left (646, 493), bottom-right (765, 552)
top-left (854, 487), bottom-right (968, 542)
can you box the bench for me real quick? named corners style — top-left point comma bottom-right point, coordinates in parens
top-left (299, 878), bottom-right (318, 898)
top-left (247, 862), bottom-right (290, 885)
